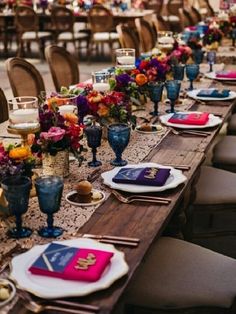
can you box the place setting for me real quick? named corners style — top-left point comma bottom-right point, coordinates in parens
top-left (187, 88), bottom-right (236, 101)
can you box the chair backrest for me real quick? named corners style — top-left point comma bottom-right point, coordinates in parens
top-left (51, 5), bottom-right (74, 33)
top-left (135, 18), bottom-right (156, 53)
top-left (45, 45), bottom-right (79, 92)
top-left (116, 24), bottom-right (140, 58)
top-left (183, 8), bottom-right (195, 25)
top-left (190, 6), bottom-right (202, 24)
top-left (152, 14), bottom-right (170, 34)
top-left (143, 0), bottom-right (163, 13)
top-left (167, 0), bottom-right (184, 16)
top-left (88, 5), bottom-right (114, 33)
top-left (0, 88), bottom-right (9, 123)
top-left (178, 8), bottom-right (191, 31)
top-left (15, 5), bottom-right (38, 33)
top-left (5, 57), bottom-right (45, 98)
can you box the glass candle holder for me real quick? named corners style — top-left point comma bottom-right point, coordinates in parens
top-left (116, 48), bottom-right (136, 70)
top-left (85, 124), bottom-right (102, 167)
top-left (108, 123), bottom-right (130, 166)
top-left (92, 71), bottom-right (110, 93)
top-left (157, 31), bottom-right (174, 54)
top-left (8, 96), bottom-right (39, 130)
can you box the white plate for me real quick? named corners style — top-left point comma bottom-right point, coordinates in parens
top-left (205, 72), bottom-right (236, 81)
top-left (101, 162), bottom-right (187, 193)
top-left (0, 279), bottom-right (16, 308)
top-left (187, 89), bottom-right (236, 101)
top-left (160, 112), bottom-right (222, 129)
top-left (65, 189), bottom-right (106, 207)
top-left (135, 124), bottom-right (165, 134)
top-left (10, 238), bottom-right (129, 299)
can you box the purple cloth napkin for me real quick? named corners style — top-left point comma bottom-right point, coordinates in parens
top-left (112, 167), bottom-right (171, 186)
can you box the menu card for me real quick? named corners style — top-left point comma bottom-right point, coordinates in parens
top-left (29, 243), bottom-right (114, 282)
top-left (168, 112), bottom-right (209, 125)
top-left (112, 167), bottom-right (171, 186)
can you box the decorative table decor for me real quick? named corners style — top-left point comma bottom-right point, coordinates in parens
top-left (116, 48), bottom-right (136, 70)
top-left (165, 80), bottom-right (181, 113)
top-left (92, 71), bottom-right (110, 93)
top-left (85, 123), bottom-right (102, 167)
top-left (186, 64), bottom-right (200, 90)
top-left (203, 27), bottom-right (224, 51)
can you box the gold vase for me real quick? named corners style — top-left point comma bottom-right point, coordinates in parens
top-left (42, 150), bottom-right (69, 177)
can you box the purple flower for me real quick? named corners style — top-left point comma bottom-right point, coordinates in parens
top-left (77, 95), bottom-right (90, 123)
top-left (116, 73), bottom-right (134, 86)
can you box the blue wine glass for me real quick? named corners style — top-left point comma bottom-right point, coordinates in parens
top-left (186, 64), bottom-right (199, 90)
top-left (1, 176), bottom-right (32, 238)
top-left (108, 123), bottom-right (130, 166)
top-left (206, 51), bottom-right (216, 72)
top-left (85, 124), bottom-right (102, 167)
top-left (231, 28), bottom-right (236, 47)
top-left (172, 64), bottom-right (185, 81)
top-left (192, 49), bottom-right (205, 64)
top-left (165, 80), bottom-right (181, 113)
top-left (148, 81), bottom-right (164, 116)
top-left (35, 176), bottom-right (64, 238)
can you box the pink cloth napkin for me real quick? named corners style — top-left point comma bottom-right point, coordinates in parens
top-left (216, 71), bottom-right (236, 79)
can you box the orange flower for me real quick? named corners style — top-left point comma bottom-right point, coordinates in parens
top-left (135, 74), bottom-right (148, 86)
top-left (97, 104), bottom-right (109, 117)
top-left (27, 134), bottom-right (35, 146)
top-left (9, 146), bottom-right (31, 160)
top-left (64, 113), bottom-right (78, 124)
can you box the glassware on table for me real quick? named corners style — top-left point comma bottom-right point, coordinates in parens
top-left (171, 64), bottom-right (185, 81)
top-left (85, 124), bottom-right (102, 167)
top-left (192, 49), bottom-right (205, 64)
top-left (116, 48), bottom-right (136, 70)
top-left (1, 176), bottom-right (32, 238)
top-left (231, 28), bottom-right (236, 47)
top-left (108, 123), bottom-right (131, 166)
top-left (7, 96), bottom-right (39, 146)
top-left (165, 80), bottom-right (181, 113)
top-left (35, 176), bottom-right (64, 238)
top-left (147, 81), bottom-right (164, 116)
top-left (206, 51), bottom-right (216, 72)
top-left (92, 71), bottom-right (110, 93)
top-left (185, 64), bottom-right (200, 90)
top-left (157, 31), bottom-right (174, 54)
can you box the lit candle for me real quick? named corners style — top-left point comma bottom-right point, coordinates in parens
top-left (93, 82), bottom-right (110, 92)
top-left (117, 55), bottom-right (135, 65)
top-left (58, 105), bottom-right (77, 114)
top-left (9, 109), bottom-right (38, 124)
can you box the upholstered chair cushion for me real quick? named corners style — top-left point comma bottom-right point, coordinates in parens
top-left (227, 113), bottom-right (236, 135)
top-left (22, 31), bottom-right (51, 40)
top-left (93, 32), bottom-right (119, 41)
top-left (122, 237), bottom-right (236, 310)
top-left (58, 32), bottom-right (88, 41)
top-left (212, 136), bottom-right (236, 172)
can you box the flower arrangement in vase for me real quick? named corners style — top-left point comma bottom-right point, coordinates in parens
top-left (203, 28), bottom-right (224, 50)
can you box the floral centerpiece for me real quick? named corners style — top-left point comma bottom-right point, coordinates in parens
top-left (203, 27), bottom-right (224, 50)
top-left (168, 44), bottom-right (193, 65)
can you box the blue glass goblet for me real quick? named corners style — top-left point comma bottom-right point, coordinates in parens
top-left (165, 80), bottom-right (181, 113)
top-left (172, 64), bottom-right (185, 81)
top-left (206, 51), bottom-right (216, 72)
top-left (35, 176), bottom-right (64, 238)
top-left (85, 124), bottom-right (102, 167)
top-left (231, 28), bottom-right (236, 47)
top-left (108, 123), bottom-right (130, 166)
top-left (1, 176), bottom-right (32, 238)
top-left (186, 64), bottom-right (199, 90)
top-left (192, 49), bottom-right (205, 64)
top-left (148, 81), bottom-right (164, 116)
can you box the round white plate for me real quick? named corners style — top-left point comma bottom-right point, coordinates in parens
top-left (0, 279), bottom-right (16, 308)
top-left (9, 238), bottom-right (129, 299)
top-left (159, 112), bottom-right (222, 129)
top-left (205, 72), bottom-right (236, 81)
top-left (65, 189), bottom-right (106, 207)
top-left (101, 162), bottom-right (187, 193)
top-left (135, 124), bottom-right (165, 134)
top-left (187, 89), bottom-right (236, 101)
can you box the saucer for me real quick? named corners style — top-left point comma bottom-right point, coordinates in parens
top-left (0, 279), bottom-right (16, 307)
top-left (65, 189), bottom-right (106, 207)
top-left (135, 124), bottom-right (164, 134)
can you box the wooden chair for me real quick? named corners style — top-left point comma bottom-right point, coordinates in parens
top-left (0, 88), bottom-right (9, 123)
top-left (5, 57), bottom-right (45, 98)
top-left (212, 136), bottom-right (236, 173)
top-left (152, 14), bottom-right (171, 34)
top-left (87, 5), bottom-right (119, 61)
top-left (116, 24), bottom-right (140, 58)
top-left (115, 237), bottom-right (236, 314)
top-left (178, 8), bottom-right (192, 31)
top-left (51, 5), bottom-right (89, 55)
top-left (167, 0), bottom-right (183, 16)
top-left (135, 18), bottom-right (156, 53)
top-left (15, 5), bottom-right (52, 60)
top-left (143, 0), bottom-right (163, 13)
top-left (45, 45), bottom-right (79, 92)
top-left (189, 6), bottom-right (202, 24)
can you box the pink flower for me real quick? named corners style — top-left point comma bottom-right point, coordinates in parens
top-left (40, 127), bottom-right (66, 142)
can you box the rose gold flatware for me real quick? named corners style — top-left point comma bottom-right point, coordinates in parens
top-left (83, 234), bottom-right (140, 243)
top-left (162, 164), bottom-right (190, 171)
top-left (170, 128), bottom-right (210, 137)
top-left (87, 168), bottom-right (101, 183)
top-left (112, 190), bottom-right (171, 204)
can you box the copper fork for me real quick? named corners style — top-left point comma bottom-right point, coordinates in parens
top-left (112, 190), bottom-right (171, 205)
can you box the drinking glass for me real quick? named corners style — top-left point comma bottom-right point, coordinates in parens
top-left (1, 176), bottom-right (32, 238)
top-left (35, 176), bottom-right (64, 238)
top-left (206, 51), bottom-right (216, 72)
top-left (116, 48), bottom-right (135, 70)
top-left (172, 64), bottom-right (185, 81)
top-left (165, 80), bottom-right (181, 113)
top-left (92, 71), bottom-right (110, 93)
top-left (185, 64), bottom-right (199, 90)
top-left (192, 49), bottom-right (205, 64)
top-left (231, 28), bottom-right (236, 47)
top-left (85, 124), bottom-right (102, 167)
top-left (108, 123), bottom-right (130, 166)
top-left (148, 81), bottom-right (164, 116)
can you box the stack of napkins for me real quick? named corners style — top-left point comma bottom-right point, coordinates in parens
top-left (216, 71), bottom-right (236, 79)
top-left (112, 167), bottom-right (171, 186)
top-left (29, 243), bottom-right (114, 282)
top-left (197, 89), bottom-right (230, 98)
top-left (168, 112), bottom-right (209, 125)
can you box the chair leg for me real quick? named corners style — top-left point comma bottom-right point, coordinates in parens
top-left (38, 40), bottom-right (45, 61)
top-left (17, 39), bottom-right (24, 57)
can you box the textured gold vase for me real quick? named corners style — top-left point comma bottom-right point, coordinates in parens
top-left (42, 150), bottom-right (69, 177)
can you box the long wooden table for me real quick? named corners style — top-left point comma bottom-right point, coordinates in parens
top-left (3, 69), bottom-right (236, 314)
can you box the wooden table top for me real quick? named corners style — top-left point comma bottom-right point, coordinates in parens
top-left (3, 66), bottom-right (236, 314)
